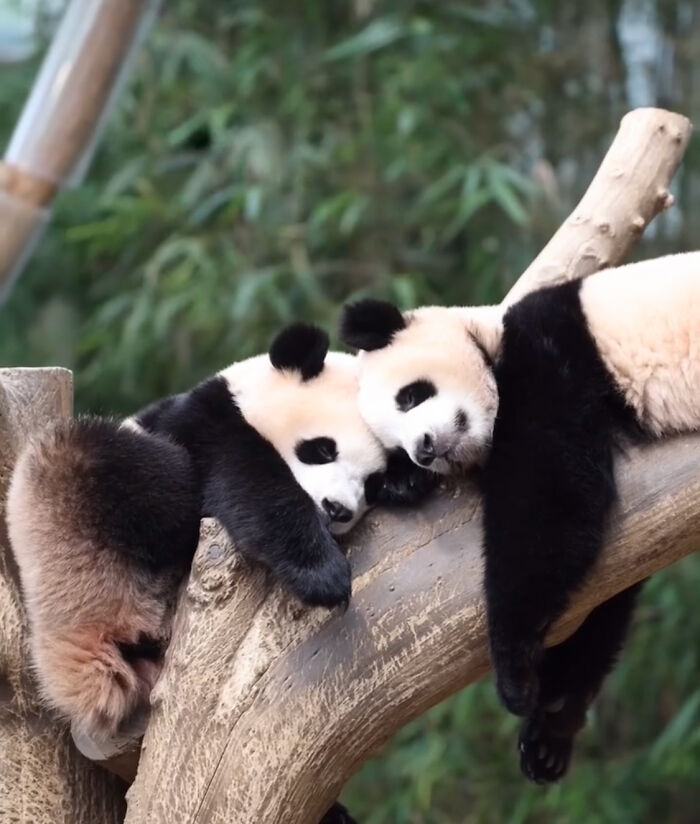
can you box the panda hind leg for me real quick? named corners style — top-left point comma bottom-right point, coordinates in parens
top-left (34, 624), bottom-right (165, 739)
top-left (518, 583), bottom-right (643, 784)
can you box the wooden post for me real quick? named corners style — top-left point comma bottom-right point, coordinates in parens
top-left (0, 368), bottom-right (126, 824)
top-left (0, 0), bottom-right (161, 297)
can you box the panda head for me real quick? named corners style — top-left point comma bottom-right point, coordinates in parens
top-left (225, 323), bottom-right (387, 535)
top-left (340, 299), bottom-right (503, 474)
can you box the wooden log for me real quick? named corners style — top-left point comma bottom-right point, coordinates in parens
top-left (0, 368), bottom-right (126, 824)
top-left (122, 106), bottom-right (697, 823)
top-left (125, 437), bottom-right (700, 824)
top-left (503, 107), bottom-right (692, 305)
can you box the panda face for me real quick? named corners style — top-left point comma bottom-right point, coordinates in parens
top-left (223, 345), bottom-right (386, 536)
top-left (342, 301), bottom-right (502, 474)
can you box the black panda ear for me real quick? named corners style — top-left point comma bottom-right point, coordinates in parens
top-left (269, 323), bottom-right (329, 381)
top-left (340, 298), bottom-right (406, 351)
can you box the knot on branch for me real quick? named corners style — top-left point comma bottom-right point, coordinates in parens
top-left (187, 521), bottom-right (256, 607)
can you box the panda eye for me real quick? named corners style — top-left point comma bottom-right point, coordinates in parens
top-left (295, 437), bottom-right (338, 465)
top-left (395, 380), bottom-right (436, 412)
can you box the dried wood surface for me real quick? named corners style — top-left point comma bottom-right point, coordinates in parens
top-left (0, 368), bottom-right (126, 824)
top-left (121, 107), bottom-right (698, 823)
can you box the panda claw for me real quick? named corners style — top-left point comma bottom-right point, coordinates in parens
top-left (518, 713), bottom-right (574, 784)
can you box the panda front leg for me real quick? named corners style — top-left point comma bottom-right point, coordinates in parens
top-left (518, 582), bottom-right (643, 784)
top-left (482, 435), bottom-right (617, 718)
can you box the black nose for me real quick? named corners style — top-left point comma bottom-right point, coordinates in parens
top-left (415, 433), bottom-right (435, 466)
top-left (322, 498), bottom-right (353, 523)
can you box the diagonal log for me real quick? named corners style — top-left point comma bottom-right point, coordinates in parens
top-left (121, 106), bottom-right (697, 823)
top-left (502, 106), bottom-right (691, 305)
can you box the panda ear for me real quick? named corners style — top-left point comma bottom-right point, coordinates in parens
top-left (340, 299), bottom-right (406, 351)
top-left (269, 323), bottom-right (329, 381)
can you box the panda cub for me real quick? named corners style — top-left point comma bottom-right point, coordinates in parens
top-left (7, 322), bottom-right (430, 748)
top-left (341, 252), bottom-right (700, 783)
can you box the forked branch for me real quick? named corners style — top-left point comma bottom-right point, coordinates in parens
top-left (120, 107), bottom-right (696, 824)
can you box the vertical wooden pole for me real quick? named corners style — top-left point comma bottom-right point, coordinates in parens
top-left (0, 368), bottom-right (125, 824)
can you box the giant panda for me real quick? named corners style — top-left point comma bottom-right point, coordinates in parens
top-left (7, 322), bottom-right (431, 756)
top-left (340, 252), bottom-right (700, 783)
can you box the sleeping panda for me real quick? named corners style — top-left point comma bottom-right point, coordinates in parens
top-left (340, 252), bottom-right (700, 783)
top-left (7, 322), bottom-right (430, 750)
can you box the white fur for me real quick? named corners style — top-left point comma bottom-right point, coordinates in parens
top-left (356, 305), bottom-right (502, 473)
top-left (221, 351), bottom-right (386, 534)
top-left (354, 252), bottom-right (700, 471)
top-left (581, 252), bottom-right (700, 436)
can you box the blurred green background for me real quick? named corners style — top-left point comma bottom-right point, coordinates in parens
top-left (1, 1), bottom-right (698, 822)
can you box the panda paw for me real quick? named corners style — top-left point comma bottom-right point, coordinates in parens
top-left (373, 449), bottom-right (440, 507)
top-left (284, 549), bottom-right (352, 610)
top-left (518, 714), bottom-right (573, 784)
top-left (318, 802), bottom-right (358, 824)
top-left (494, 655), bottom-right (539, 717)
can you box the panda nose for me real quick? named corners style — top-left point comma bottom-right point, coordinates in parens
top-left (415, 433), bottom-right (435, 467)
top-left (322, 498), bottom-right (353, 524)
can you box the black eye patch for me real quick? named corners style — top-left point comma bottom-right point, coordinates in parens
top-left (295, 437), bottom-right (338, 465)
top-left (395, 379), bottom-right (437, 412)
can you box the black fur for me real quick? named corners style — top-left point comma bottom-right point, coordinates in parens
top-left (117, 634), bottom-right (163, 664)
top-left (481, 280), bottom-right (646, 782)
top-left (340, 298), bottom-right (406, 351)
top-left (137, 377), bottom-right (351, 608)
top-left (518, 583), bottom-right (642, 783)
top-left (319, 803), bottom-right (358, 824)
top-left (296, 437), bottom-right (338, 465)
top-left (395, 379), bottom-right (437, 412)
top-left (65, 417), bottom-right (200, 571)
top-left (269, 322), bottom-right (329, 381)
top-left (366, 448), bottom-right (440, 507)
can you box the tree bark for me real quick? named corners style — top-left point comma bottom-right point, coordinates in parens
top-left (0, 368), bottom-right (126, 824)
top-left (120, 106), bottom-right (697, 823)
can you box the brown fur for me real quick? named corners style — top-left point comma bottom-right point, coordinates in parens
top-left (7, 422), bottom-right (180, 735)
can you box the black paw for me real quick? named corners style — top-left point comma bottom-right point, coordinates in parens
top-left (518, 714), bottom-right (573, 784)
top-left (494, 655), bottom-right (539, 717)
top-left (370, 449), bottom-right (440, 507)
top-left (319, 802), bottom-right (358, 824)
top-left (285, 549), bottom-right (352, 609)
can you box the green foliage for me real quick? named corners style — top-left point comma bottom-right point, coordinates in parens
top-left (0, 1), bottom-right (698, 820)
top-left (0, 1), bottom-right (545, 412)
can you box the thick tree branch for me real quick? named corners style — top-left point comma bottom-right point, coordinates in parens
top-left (503, 107), bottom-right (691, 305)
top-left (125, 438), bottom-right (700, 824)
top-left (121, 107), bottom-right (697, 823)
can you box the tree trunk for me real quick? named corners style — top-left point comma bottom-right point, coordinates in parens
top-left (0, 368), bottom-right (126, 824)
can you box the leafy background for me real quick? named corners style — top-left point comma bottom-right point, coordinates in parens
top-left (0, 1), bottom-right (699, 821)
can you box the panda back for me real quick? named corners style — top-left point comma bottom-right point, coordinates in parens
top-left (581, 254), bottom-right (700, 437)
top-left (8, 416), bottom-right (201, 574)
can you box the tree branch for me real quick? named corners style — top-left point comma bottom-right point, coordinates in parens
top-left (503, 107), bottom-right (691, 305)
top-left (120, 107), bottom-right (697, 823)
